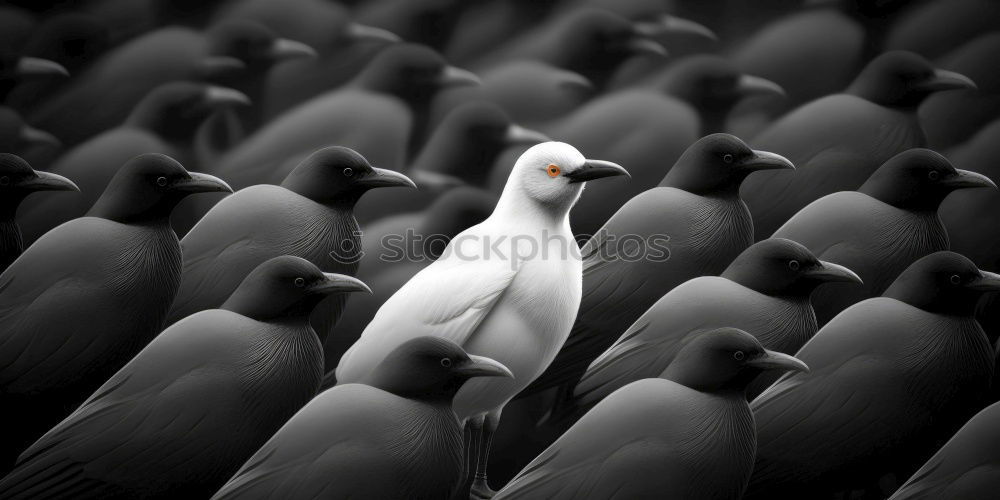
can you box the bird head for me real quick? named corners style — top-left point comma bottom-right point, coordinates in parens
top-left (280, 146), bottom-right (415, 206)
top-left (0, 154), bottom-right (77, 217)
top-left (125, 81), bottom-right (250, 141)
top-left (660, 134), bottom-right (794, 196)
top-left (859, 149), bottom-right (996, 212)
top-left (0, 48), bottom-right (68, 84)
top-left (663, 328), bottom-right (809, 395)
top-left (200, 20), bottom-right (317, 78)
top-left (221, 255), bottom-right (370, 322)
top-left (722, 238), bottom-right (862, 298)
top-left (353, 43), bottom-right (480, 104)
top-left (656, 55), bottom-right (785, 123)
top-left (410, 102), bottom-right (550, 189)
top-left (847, 51), bottom-right (976, 108)
top-left (361, 336), bottom-right (513, 404)
top-left (87, 153), bottom-right (232, 224)
top-left (498, 141), bottom-right (629, 219)
top-left (0, 107), bottom-right (60, 152)
top-left (22, 13), bottom-right (110, 74)
top-left (884, 251), bottom-right (1000, 317)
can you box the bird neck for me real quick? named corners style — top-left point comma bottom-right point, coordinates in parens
top-left (857, 183), bottom-right (946, 213)
top-left (493, 188), bottom-right (575, 233)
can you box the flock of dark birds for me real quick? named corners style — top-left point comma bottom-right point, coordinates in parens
top-left (0, 0), bottom-right (999, 498)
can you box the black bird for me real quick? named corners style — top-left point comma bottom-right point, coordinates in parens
top-left (17, 81), bottom-right (248, 244)
top-left (0, 256), bottom-right (369, 500)
top-left (889, 400), bottom-right (1000, 499)
top-left (212, 336), bottom-right (513, 500)
top-left (746, 252), bottom-right (1000, 499)
top-left (774, 148), bottom-right (996, 325)
top-left (168, 147), bottom-right (414, 347)
top-left (573, 238), bottom-right (859, 415)
top-left (0, 48), bottom-right (66, 104)
top-left (495, 328), bottom-right (808, 499)
top-left (741, 50), bottom-right (977, 239)
top-left (523, 134), bottom-right (793, 401)
top-left (0, 154), bottom-right (231, 472)
top-left (0, 154), bottom-right (77, 271)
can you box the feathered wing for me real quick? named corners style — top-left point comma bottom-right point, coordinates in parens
top-left (0, 311), bottom-right (253, 499)
top-left (336, 248), bottom-right (519, 383)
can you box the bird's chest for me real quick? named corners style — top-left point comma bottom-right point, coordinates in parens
top-left (107, 224), bottom-right (182, 311)
top-left (902, 316), bottom-right (994, 413)
top-left (387, 404), bottom-right (465, 499)
top-left (673, 395), bottom-right (757, 499)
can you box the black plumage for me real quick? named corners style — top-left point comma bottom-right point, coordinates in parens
top-left (0, 154), bottom-right (77, 271)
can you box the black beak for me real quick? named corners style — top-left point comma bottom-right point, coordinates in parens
top-left (505, 124), bottom-right (551, 145)
top-left (625, 37), bottom-right (668, 57)
top-left (172, 172), bottom-right (233, 194)
top-left (19, 124), bottom-right (60, 149)
top-left (204, 86), bottom-right (251, 108)
top-left (915, 68), bottom-right (977, 93)
top-left (345, 23), bottom-right (401, 44)
top-left (357, 168), bottom-right (417, 189)
top-left (634, 15), bottom-right (717, 42)
top-left (737, 74), bottom-right (786, 98)
top-left (746, 349), bottom-right (809, 373)
top-left (409, 170), bottom-right (465, 191)
top-left (942, 169), bottom-right (997, 190)
top-left (16, 56), bottom-right (68, 78)
top-left (19, 170), bottom-right (79, 192)
top-left (565, 159), bottom-right (631, 184)
top-left (967, 271), bottom-right (1000, 292)
top-left (438, 66), bottom-right (481, 88)
top-left (309, 273), bottom-right (372, 295)
top-left (805, 260), bottom-right (863, 284)
top-left (556, 70), bottom-right (594, 94)
top-left (453, 355), bottom-right (514, 379)
top-left (741, 150), bottom-right (795, 172)
top-left (268, 38), bottom-right (318, 61)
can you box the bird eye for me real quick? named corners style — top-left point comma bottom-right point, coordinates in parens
top-left (343, 168), bottom-right (354, 177)
top-left (950, 275), bottom-right (961, 285)
top-left (723, 154), bottom-right (734, 163)
top-left (928, 171), bottom-right (940, 181)
top-left (547, 164), bottom-right (561, 178)
top-left (0, 176), bottom-right (8, 186)
top-left (294, 277), bottom-right (306, 287)
top-left (440, 358), bottom-right (452, 367)
top-left (788, 260), bottom-right (800, 271)
top-left (733, 351), bottom-right (745, 361)
top-left (156, 176), bottom-right (168, 187)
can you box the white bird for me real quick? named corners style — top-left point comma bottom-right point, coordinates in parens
top-left (336, 141), bottom-right (629, 499)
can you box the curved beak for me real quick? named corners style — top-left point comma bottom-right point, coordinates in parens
top-left (309, 272), bottom-right (372, 295)
top-left (173, 171), bottom-right (233, 194)
top-left (204, 86), bottom-right (251, 107)
top-left (746, 349), bottom-right (809, 374)
top-left (916, 68), bottom-right (977, 93)
top-left (737, 74), bottom-right (786, 98)
top-left (505, 124), bottom-right (551, 145)
top-left (626, 37), bottom-right (668, 57)
top-left (16, 56), bottom-right (68, 78)
top-left (742, 150), bottom-right (795, 172)
top-left (345, 23), bottom-right (401, 44)
top-left (454, 355), bottom-right (514, 379)
top-left (438, 66), bottom-right (481, 88)
top-left (268, 38), bottom-right (317, 61)
top-left (19, 124), bottom-right (60, 149)
top-left (943, 169), bottom-right (997, 190)
top-left (967, 271), bottom-right (1000, 292)
top-left (565, 159), bottom-right (631, 184)
top-left (807, 260), bottom-right (863, 284)
top-left (635, 15), bottom-right (717, 42)
top-left (556, 71), bottom-right (594, 93)
top-left (199, 55), bottom-right (246, 77)
top-left (409, 170), bottom-right (465, 190)
top-left (20, 170), bottom-right (78, 192)
top-left (357, 167), bottom-right (417, 189)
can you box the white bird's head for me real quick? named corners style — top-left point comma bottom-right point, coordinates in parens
top-left (498, 142), bottom-right (629, 220)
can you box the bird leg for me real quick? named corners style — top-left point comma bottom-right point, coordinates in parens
top-left (470, 411), bottom-right (500, 499)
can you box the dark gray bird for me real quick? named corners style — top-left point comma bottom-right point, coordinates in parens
top-left (495, 328), bottom-right (808, 499)
top-left (0, 48), bottom-right (67, 103)
top-left (0, 154), bottom-right (77, 271)
top-left (746, 251), bottom-right (1000, 500)
top-left (774, 148), bottom-right (996, 325)
top-left (167, 147), bottom-right (414, 346)
top-left (0, 256), bottom-right (369, 499)
top-left (573, 238), bottom-right (860, 415)
top-left (522, 134), bottom-right (793, 401)
top-left (17, 81), bottom-right (248, 244)
top-left (0, 154), bottom-right (231, 472)
top-left (212, 336), bottom-right (512, 500)
top-left (889, 400), bottom-right (1000, 499)
top-left (742, 50), bottom-right (977, 239)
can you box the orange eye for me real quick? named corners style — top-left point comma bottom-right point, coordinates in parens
top-left (547, 164), bottom-right (561, 177)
